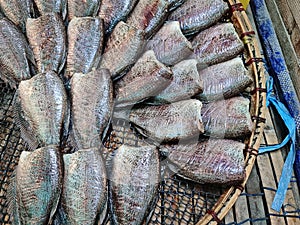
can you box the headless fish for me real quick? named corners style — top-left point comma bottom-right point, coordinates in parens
top-left (26, 13), bottom-right (66, 74)
top-left (99, 21), bottom-right (144, 79)
top-left (168, 0), bottom-right (229, 35)
top-left (108, 144), bottom-right (159, 225)
top-left (129, 99), bottom-right (204, 142)
top-left (33, 0), bottom-right (66, 20)
top-left (161, 138), bottom-right (245, 184)
top-left (67, 0), bottom-right (101, 21)
top-left (145, 21), bottom-right (193, 66)
top-left (115, 50), bottom-right (173, 108)
top-left (191, 22), bottom-right (244, 66)
top-left (66, 17), bottom-right (104, 79)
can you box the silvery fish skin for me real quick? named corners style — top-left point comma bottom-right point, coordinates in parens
top-left (8, 145), bottom-right (62, 224)
top-left (201, 96), bottom-right (253, 138)
top-left (191, 22), bottom-right (244, 66)
top-left (71, 69), bottom-right (113, 149)
top-left (126, 0), bottom-right (169, 38)
top-left (0, 0), bottom-right (33, 32)
top-left (66, 17), bottom-right (103, 80)
top-left (161, 139), bottom-right (245, 184)
top-left (108, 144), bottom-right (159, 225)
top-left (61, 148), bottom-right (107, 225)
top-left (33, 0), bottom-right (66, 20)
top-left (168, 0), bottom-right (229, 35)
top-left (145, 21), bottom-right (193, 66)
top-left (17, 71), bottom-right (68, 147)
top-left (167, 0), bottom-right (185, 11)
top-left (115, 50), bottom-right (173, 108)
top-left (99, 0), bottom-right (138, 34)
top-left (129, 99), bottom-right (204, 142)
top-left (0, 18), bottom-right (34, 89)
top-left (197, 57), bottom-right (253, 102)
top-left (67, 0), bottom-right (101, 21)
top-left (100, 21), bottom-right (144, 79)
top-left (153, 59), bottom-right (203, 104)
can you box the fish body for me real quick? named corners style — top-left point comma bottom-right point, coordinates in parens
top-left (108, 144), bottom-right (159, 225)
top-left (191, 22), bottom-right (244, 66)
top-left (168, 0), bottom-right (229, 35)
top-left (70, 69), bottom-right (113, 149)
top-left (115, 50), bottom-right (173, 108)
top-left (67, 0), bottom-right (101, 20)
top-left (197, 57), bottom-right (253, 102)
top-left (161, 139), bottom-right (245, 184)
top-left (66, 17), bottom-right (103, 79)
top-left (129, 99), bottom-right (204, 142)
top-left (100, 21), bottom-right (144, 79)
top-left (167, 0), bottom-right (185, 11)
top-left (33, 0), bottom-right (66, 20)
top-left (26, 13), bottom-right (66, 74)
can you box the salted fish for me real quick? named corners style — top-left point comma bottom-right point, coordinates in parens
top-left (115, 50), bottom-right (173, 108)
top-left (191, 22), bottom-right (244, 66)
top-left (33, 0), bottom-right (66, 20)
top-left (67, 0), bottom-right (101, 20)
top-left (108, 144), bottom-right (159, 225)
top-left (26, 13), bottom-right (66, 74)
top-left (100, 21), bottom-right (144, 79)
top-left (70, 69), bottom-right (113, 149)
top-left (168, 0), bottom-right (229, 35)
top-left (201, 96), bottom-right (253, 138)
top-left (8, 145), bottom-right (62, 224)
top-left (152, 59), bottom-right (203, 104)
top-left (167, 0), bottom-right (185, 11)
top-left (161, 139), bottom-right (245, 184)
top-left (126, 0), bottom-right (169, 38)
top-left (0, 18), bottom-right (34, 89)
top-left (129, 99), bottom-right (204, 142)
top-left (66, 17), bottom-right (103, 79)
top-left (99, 0), bottom-right (138, 34)
top-left (145, 21), bottom-right (193, 66)
top-left (197, 57), bottom-right (253, 102)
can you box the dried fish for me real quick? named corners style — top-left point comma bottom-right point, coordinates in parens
top-left (167, 0), bottom-right (185, 11)
top-left (108, 144), bottom-right (159, 225)
top-left (161, 138), bottom-right (245, 184)
top-left (201, 96), bottom-right (253, 138)
top-left (197, 57), bottom-right (253, 102)
top-left (126, 0), bottom-right (169, 38)
top-left (191, 22), bottom-right (244, 66)
top-left (70, 69), bottom-right (113, 149)
top-left (115, 50), bottom-right (173, 108)
top-left (67, 0), bottom-right (101, 20)
top-left (145, 21), bottom-right (193, 65)
top-left (129, 99), bottom-right (204, 142)
top-left (99, 0), bottom-right (138, 34)
top-left (0, 18), bottom-right (34, 88)
top-left (168, 0), bottom-right (229, 35)
top-left (66, 17), bottom-right (104, 79)
top-left (33, 0), bottom-right (67, 20)
top-left (99, 21), bottom-right (144, 79)
top-left (26, 13), bottom-right (66, 74)
top-left (8, 145), bottom-right (62, 224)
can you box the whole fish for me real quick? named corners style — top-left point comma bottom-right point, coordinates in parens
top-left (99, 21), bottom-right (144, 79)
top-left (145, 21), bottom-right (193, 66)
top-left (70, 69), bottom-right (113, 149)
top-left (67, 0), bottom-right (101, 21)
top-left (197, 57), bottom-right (253, 102)
top-left (167, 0), bottom-right (185, 11)
top-left (0, 0), bottom-right (34, 32)
top-left (115, 50), bottom-right (173, 108)
top-left (26, 13), bottom-right (66, 74)
top-left (201, 96), bottom-right (253, 138)
top-left (33, 0), bottom-right (67, 20)
top-left (152, 59), bottom-right (203, 104)
top-left (126, 0), bottom-right (169, 38)
top-left (168, 0), bottom-right (229, 35)
top-left (129, 99), bottom-right (204, 142)
top-left (66, 17), bottom-right (104, 80)
top-left (108, 144), bottom-right (159, 225)
top-left (99, 0), bottom-right (138, 34)
top-left (161, 138), bottom-right (245, 184)
top-left (191, 22), bottom-right (244, 66)
top-left (0, 18), bottom-right (34, 89)
top-left (7, 145), bottom-right (62, 224)
top-left (61, 148), bottom-right (107, 225)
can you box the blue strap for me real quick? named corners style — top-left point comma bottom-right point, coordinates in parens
top-left (259, 76), bottom-right (296, 212)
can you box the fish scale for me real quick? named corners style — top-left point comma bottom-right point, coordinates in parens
top-left (67, 0), bottom-right (101, 20)
top-left (33, 0), bottom-right (67, 20)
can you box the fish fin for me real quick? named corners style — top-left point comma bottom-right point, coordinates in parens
top-left (7, 170), bottom-right (21, 225)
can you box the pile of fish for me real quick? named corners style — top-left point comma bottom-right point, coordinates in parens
top-left (0, 0), bottom-right (255, 224)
